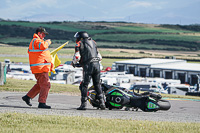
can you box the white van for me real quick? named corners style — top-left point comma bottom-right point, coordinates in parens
top-left (166, 84), bottom-right (190, 95)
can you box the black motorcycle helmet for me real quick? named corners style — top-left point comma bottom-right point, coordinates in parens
top-left (74, 31), bottom-right (89, 39)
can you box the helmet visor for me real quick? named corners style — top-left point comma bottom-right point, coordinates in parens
top-left (74, 32), bottom-right (79, 38)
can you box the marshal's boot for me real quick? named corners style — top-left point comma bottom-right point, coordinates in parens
top-left (22, 95), bottom-right (32, 106)
top-left (38, 103), bottom-right (51, 109)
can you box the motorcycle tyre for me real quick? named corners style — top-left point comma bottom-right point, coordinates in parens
top-left (157, 99), bottom-right (171, 110)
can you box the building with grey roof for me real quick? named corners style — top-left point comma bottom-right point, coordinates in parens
top-left (114, 58), bottom-right (200, 85)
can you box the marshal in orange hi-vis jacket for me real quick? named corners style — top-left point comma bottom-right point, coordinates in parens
top-left (28, 33), bottom-right (53, 74)
top-left (22, 27), bottom-right (53, 109)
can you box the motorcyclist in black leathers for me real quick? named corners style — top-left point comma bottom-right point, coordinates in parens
top-left (72, 31), bottom-right (106, 110)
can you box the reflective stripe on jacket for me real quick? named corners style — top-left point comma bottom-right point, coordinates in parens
top-left (28, 33), bottom-right (53, 74)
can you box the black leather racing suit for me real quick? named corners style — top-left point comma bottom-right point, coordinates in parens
top-left (75, 38), bottom-right (103, 102)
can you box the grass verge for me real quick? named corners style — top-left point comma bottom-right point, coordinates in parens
top-left (0, 78), bottom-right (79, 94)
top-left (0, 112), bottom-right (199, 133)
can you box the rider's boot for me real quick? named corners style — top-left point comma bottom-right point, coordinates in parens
top-left (99, 99), bottom-right (106, 110)
top-left (77, 97), bottom-right (87, 110)
top-left (98, 94), bottom-right (106, 110)
top-left (77, 83), bottom-right (88, 110)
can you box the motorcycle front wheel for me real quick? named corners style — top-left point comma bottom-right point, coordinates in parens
top-left (157, 99), bottom-right (171, 110)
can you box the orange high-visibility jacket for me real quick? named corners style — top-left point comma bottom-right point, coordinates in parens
top-left (28, 33), bottom-right (53, 74)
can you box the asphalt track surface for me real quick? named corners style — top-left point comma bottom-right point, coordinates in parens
top-left (0, 92), bottom-right (199, 123)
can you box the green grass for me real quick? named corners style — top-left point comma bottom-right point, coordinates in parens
top-left (0, 56), bottom-right (119, 68)
top-left (0, 37), bottom-right (31, 44)
top-left (0, 46), bottom-right (127, 67)
top-left (97, 42), bottom-right (190, 51)
top-left (0, 46), bottom-right (73, 55)
top-left (0, 112), bottom-right (199, 133)
top-left (93, 33), bottom-right (200, 42)
top-left (0, 57), bottom-right (29, 64)
top-left (1, 21), bottom-right (200, 51)
top-left (0, 38), bottom-right (75, 48)
top-left (188, 61), bottom-right (200, 63)
top-left (115, 26), bottom-right (196, 33)
top-left (0, 78), bottom-right (79, 94)
top-left (0, 21), bottom-right (82, 32)
top-left (0, 46), bottom-right (28, 55)
top-left (157, 93), bottom-right (200, 100)
top-left (1, 21), bottom-right (197, 34)
top-left (101, 58), bottom-right (126, 67)
top-left (0, 21), bottom-right (116, 34)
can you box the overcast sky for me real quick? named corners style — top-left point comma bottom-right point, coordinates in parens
top-left (0, 0), bottom-right (200, 25)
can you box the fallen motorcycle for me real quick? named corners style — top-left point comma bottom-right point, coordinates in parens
top-left (88, 83), bottom-right (171, 112)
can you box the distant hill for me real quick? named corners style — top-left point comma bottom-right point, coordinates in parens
top-left (0, 20), bottom-right (200, 51)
